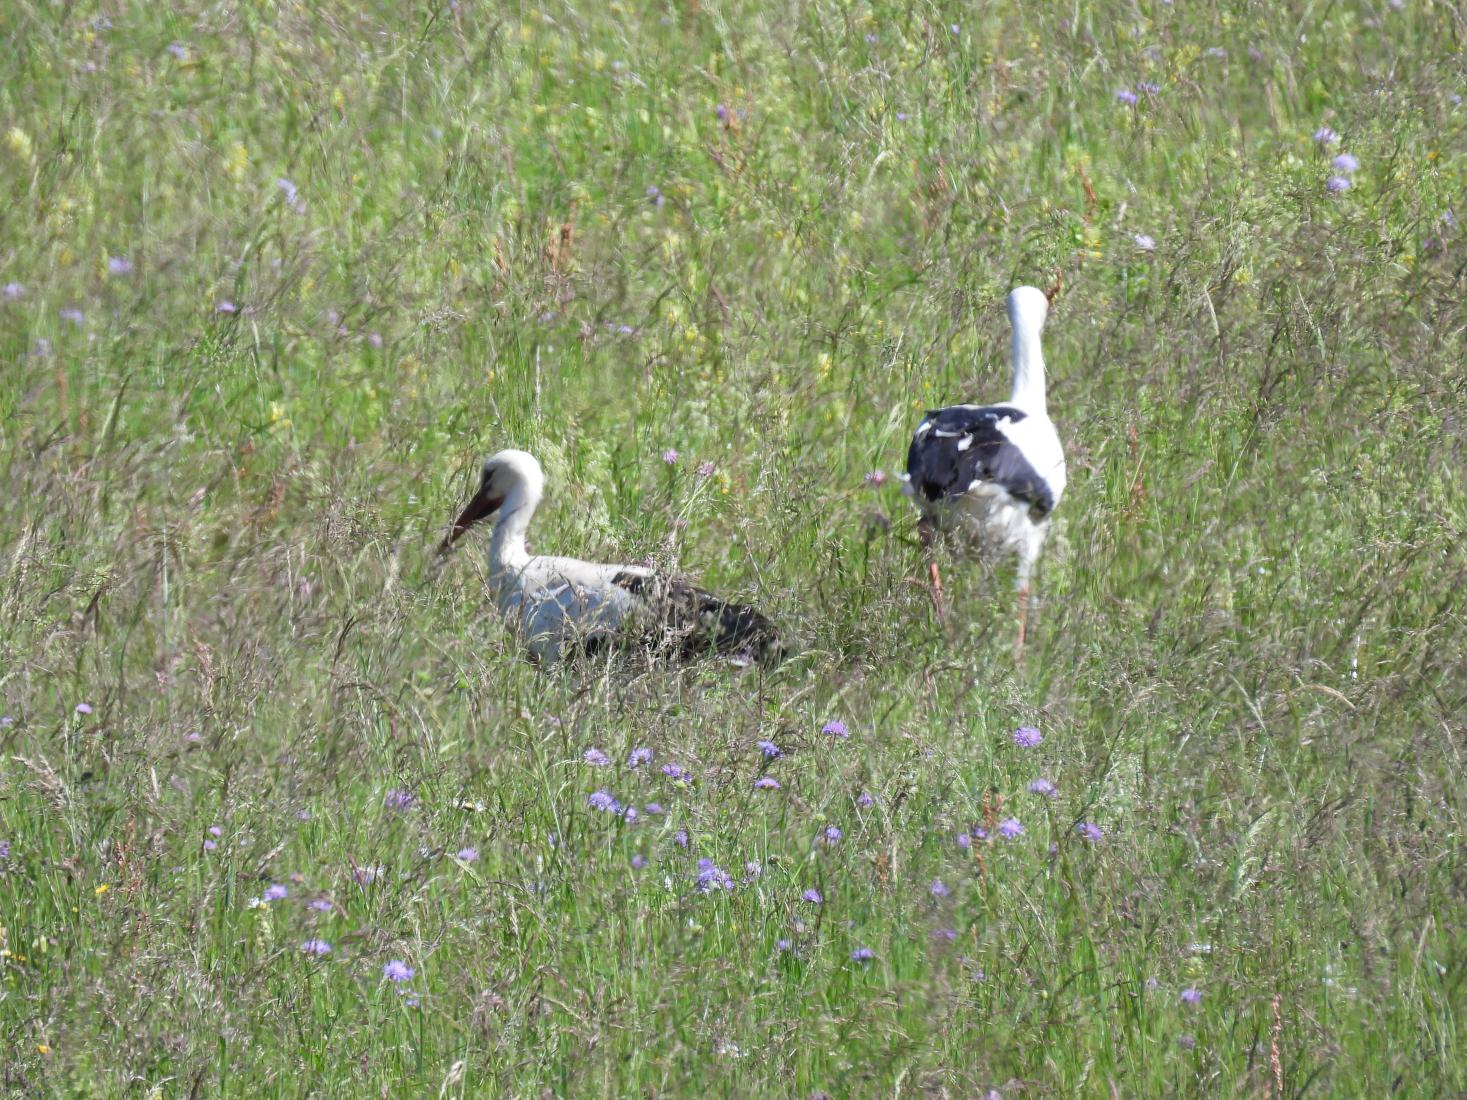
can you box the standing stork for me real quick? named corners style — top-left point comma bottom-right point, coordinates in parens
top-left (902, 285), bottom-right (1066, 651)
top-left (437, 449), bottom-right (784, 666)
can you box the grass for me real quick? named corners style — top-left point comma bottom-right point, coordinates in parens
top-left (1, 0), bottom-right (1464, 1095)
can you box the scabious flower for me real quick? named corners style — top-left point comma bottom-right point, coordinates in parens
top-left (673, 829), bottom-right (689, 847)
top-left (263, 883), bottom-right (288, 901)
top-left (776, 938), bottom-right (793, 951)
top-left (2, 282), bottom-right (23, 298)
top-left (1332, 152), bottom-right (1359, 173)
top-left (1139, 81), bottom-right (1161, 94)
top-left (166, 42), bottom-right (187, 60)
top-left (1178, 1034), bottom-right (1196, 1051)
top-left (823, 826), bottom-right (842, 843)
top-left (1326, 176), bottom-right (1351, 193)
top-left (643, 802), bottom-right (664, 816)
top-left (1181, 987), bottom-right (1203, 1005)
top-left (930, 879), bottom-right (950, 898)
top-left (300, 939), bottom-right (331, 956)
top-left (1133, 234), bottom-right (1156, 252)
top-left (757, 740), bottom-right (781, 759)
top-left (59, 308), bottom-right (85, 327)
top-left (308, 898), bottom-right (333, 911)
top-left (106, 256), bottom-right (133, 276)
top-left (997, 818), bottom-right (1024, 839)
top-left (755, 776), bottom-right (781, 790)
top-left (203, 839), bottom-right (217, 851)
top-left (956, 832), bottom-right (972, 848)
top-left (630, 853), bottom-right (648, 869)
top-left (1013, 726), bottom-right (1042, 748)
top-left (856, 792), bottom-right (874, 808)
top-left (660, 763), bottom-right (690, 782)
top-left (864, 470), bottom-right (887, 487)
top-left (383, 960), bottom-right (414, 983)
top-left (645, 185), bottom-right (664, 207)
top-left (367, 332), bottom-right (383, 348)
top-left (583, 748), bottom-right (611, 767)
top-left (216, 300), bottom-right (237, 313)
top-left (1313, 126), bottom-right (1339, 145)
top-left (1078, 822), bottom-right (1104, 842)
top-left (744, 861), bottom-right (761, 879)
top-left (1116, 89), bottom-right (1139, 105)
top-left (695, 858), bottom-right (734, 892)
top-left (1205, 46), bottom-right (1227, 59)
top-left (715, 103), bottom-right (729, 123)
top-left (822, 720), bottom-right (849, 738)
top-left (208, 825), bottom-right (222, 837)
top-left (661, 448), bottom-right (679, 465)
top-left (384, 788), bottom-right (415, 813)
top-left (1028, 778), bottom-right (1057, 797)
top-left (851, 947), bottom-right (875, 962)
top-left (696, 460), bottom-right (715, 479)
top-left (801, 888), bottom-right (822, 904)
top-left (587, 790), bottom-right (621, 813)
top-left (75, 703), bottom-right (93, 715)
top-left (455, 847), bottom-right (480, 862)
top-left (627, 746), bottom-right (653, 768)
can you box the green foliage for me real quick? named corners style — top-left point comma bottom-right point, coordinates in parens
top-left (1, 0), bottom-right (1464, 1095)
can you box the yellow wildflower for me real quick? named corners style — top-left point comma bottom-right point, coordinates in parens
top-left (4, 126), bottom-right (33, 162)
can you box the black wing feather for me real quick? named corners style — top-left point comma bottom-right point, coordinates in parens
top-left (610, 571), bottom-right (785, 666)
top-left (906, 404), bottom-right (1054, 517)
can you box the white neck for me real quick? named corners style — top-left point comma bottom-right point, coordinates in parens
top-left (489, 482), bottom-right (540, 576)
top-left (1008, 303), bottom-right (1048, 415)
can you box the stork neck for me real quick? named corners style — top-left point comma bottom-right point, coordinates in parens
top-left (1009, 325), bottom-right (1048, 415)
top-left (489, 484), bottom-right (538, 574)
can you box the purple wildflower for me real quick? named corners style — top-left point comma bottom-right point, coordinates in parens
top-left (2, 282), bottom-right (23, 298)
top-left (1205, 47), bottom-right (1227, 59)
top-left (75, 703), bottom-right (93, 715)
top-left (455, 847), bottom-right (480, 862)
top-left (308, 898), bottom-right (333, 911)
top-left (856, 791), bottom-right (874, 808)
top-left (382, 960), bottom-right (414, 983)
top-left (660, 763), bottom-right (690, 782)
top-left (1133, 234), bottom-right (1156, 252)
top-left (822, 720), bottom-right (849, 738)
top-left (744, 861), bottom-right (761, 879)
top-left (864, 470), bottom-right (887, 487)
top-left (696, 858), bottom-right (734, 892)
top-left (1178, 1034), bottom-right (1196, 1051)
top-left (661, 448), bottom-right (679, 465)
top-left (956, 832), bottom-right (972, 848)
top-left (851, 947), bottom-right (875, 962)
top-left (1028, 778), bottom-right (1057, 797)
top-left (972, 826), bottom-right (988, 840)
top-left (997, 818), bottom-right (1024, 839)
top-left (587, 790), bottom-right (621, 813)
top-left (384, 788), bottom-right (415, 813)
top-left (583, 748), bottom-right (611, 767)
top-left (715, 103), bottom-right (729, 123)
top-left (673, 829), bottom-right (689, 848)
top-left (697, 460), bottom-right (715, 479)
top-left (801, 888), bottom-right (823, 904)
top-left (932, 927), bottom-right (959, 942)
top-left (354, 864), bottom-right (384, 885)
top-left (1116, 89), bottom-right (1139, 105)
top-left (166, 42), bottom-right (187, 60)
top-left (755, 776), bottom-right (782, 790)
top-left (644, 802), bottom-right (664, 816)
top-left (630, 853), bottom-right (648, 869)
top-left (275, 178), bottom-right (299, 204)
top-left (757, 740), bottom-right (782, 759)
top-left (645, 185), bottom-right (664, 207)
top-left (1140, 81), bottom-right (1161, 94)
top-left (1326, 176), bottom-right (1351, 193)
top-left (202, 839), bottom-right (217, 851)
top-left (1078, 822), bottom-right (1104, 842)
top-left (823, 826), bottom-right (842, 843)
top-left (367, 332), bottom-right (383, 348)
top-left (106, 256), bottom-right (133, 276)
top-left (0, 840), bottom-right (9, 859)
top-left (216, 300), bottom-right (237, 313)
top-left (627, 746), bottom-right (653, 768)
top-left (301, 939), bottom-right (331, 956)
top-left (930, 879), bottom-right (950, 898)
top-left (1013, 726), bottom-right (1042, 748)
top-left (263, 883), bottom-right (288, 902)
top-left (1332, 152), bottom-right (1359, 173)
top-left (1314, 126), bottom-right (1339, 145)
top-left (1181, 987), bottom-right (1203, 1005)
top-left (776, 938), bottom-right (793, 951)
top-left (60, 308), bottom-right (85, 327)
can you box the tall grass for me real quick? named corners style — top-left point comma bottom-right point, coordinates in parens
top-left (1, 0), bottom-right (1463, 1095)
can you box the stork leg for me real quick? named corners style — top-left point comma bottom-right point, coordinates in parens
top-left (1015, 583), bottom-right (1030, 657)
top-left (918, 518), bottom-right (947, 624)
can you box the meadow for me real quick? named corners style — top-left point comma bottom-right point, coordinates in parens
top-left (1, 0), bottom-right (1464, 1095)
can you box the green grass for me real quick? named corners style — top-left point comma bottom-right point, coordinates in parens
top-left (1, 0), bottom-right (1464, 1095)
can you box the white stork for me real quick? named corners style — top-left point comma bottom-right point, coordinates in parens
top-left (902, 285), bottom-right (1067, 650)
top-left (438, 449), bottom-right (784, 665)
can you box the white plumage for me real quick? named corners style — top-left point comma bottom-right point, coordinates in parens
top-left (902, 286), bottom-right (1067, 648)
top-left (438, 450), bottom-right (783, 665)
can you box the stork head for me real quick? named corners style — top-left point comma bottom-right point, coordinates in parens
top-left (437, 449), bottom-right (544, 555)
top-left (1007, 285), bottom-right (1049, 333)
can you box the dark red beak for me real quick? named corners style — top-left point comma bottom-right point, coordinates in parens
top-left (438, 489), bottom-right (505, 556)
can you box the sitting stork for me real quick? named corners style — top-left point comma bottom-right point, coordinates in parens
top-left (438, 450), bottom-right (784, 666)
top-left (902, 285), bottom-right (1067, 651)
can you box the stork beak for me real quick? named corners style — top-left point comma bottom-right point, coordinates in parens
top-left (437, 488), bottom-right (505, 557)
